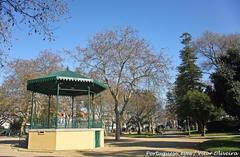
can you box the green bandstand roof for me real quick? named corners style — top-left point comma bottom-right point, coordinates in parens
top-left (27, 69), bottom-right (107, 96)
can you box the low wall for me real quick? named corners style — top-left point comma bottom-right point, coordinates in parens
top-left (28, 128), bottom-right (104, 151)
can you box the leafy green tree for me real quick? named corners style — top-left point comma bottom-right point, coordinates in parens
top-left (165, 89), bottom-right (178, 127)
top-left (175, 33), bottom-right (203, 119)
top-left (182, 90), bottom-right (222, 136)
top-left (211, 49), bottom-right (240, 119)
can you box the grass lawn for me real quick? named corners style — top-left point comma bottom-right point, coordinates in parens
top-left (189, 131), bottom-right (240, 137)
top-left (124, 131), bottom-right (240, 138)
top-left (171, 130), bottom-right (240, 137)
top-left (200, 136), bottom-right (240, 152)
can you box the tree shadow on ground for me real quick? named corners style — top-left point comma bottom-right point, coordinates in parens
top-left (78, 149), bottom-right (166, 157)
top-left (79, 149), bottom-right (213, 157)
top-left (0, 139), bottom-right (18, 145)
top-left (105, 138), bottom-right (133, 143)
top-left (189, 137), bottom-right (218, 140)
top-left (107, 140), bottom-right (200, 149)
top-left (123, 135), bottom-right (187, 138)
top-left (77, 137), bottom-right (205, 157)
top-left (34, 156), bottom-right (59, 157)
top-left (200, 139), bottom-right (240, 151)
top-left (0, 138), bottom-right (27, 149)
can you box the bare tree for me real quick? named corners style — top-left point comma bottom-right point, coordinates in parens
top-left (1, 51), bottom-right (63, 134)
top-left (194, 31), bottom-right (240, 72)
top-left (127, 90), bottom-right (157, 135)
top-left (0, 85), bottom-right (15, 126)
top-left (68, 26), bottom-right (170, 140)
top-left (0, 0), bottom-right (68, 68)
top-left (100, 90), bottom-right (116, 134)
top-left (0, 0), bottom-right (68, 42)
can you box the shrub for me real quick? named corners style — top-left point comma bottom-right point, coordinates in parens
top-left (207, 120), bottom-right (240, 132)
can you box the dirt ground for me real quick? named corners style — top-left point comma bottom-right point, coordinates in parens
top-left (0, 135), bottom-right (211, 157)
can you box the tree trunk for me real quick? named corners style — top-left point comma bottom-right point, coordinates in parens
top-left (195, 122), bottom-right (198, 131)
top-left (137, 121), bottom-right (142, 135)
top-left (187, 118), bottom-right (191, 136)
top-left (151, 121), bottom-right (155, 134)
top-left (115, 111), bottom-right (121, 140)
top-left (120, 121), bottom-right (123, 135)
top-left (197, 122), bottom-right (201, 133)
top-left (20, 116), bottom-right (28, 136)
top-left (201, 123), bottom-right (206, 136)
top-left (111, 119), bottom-right (114, 133)
top-left (197, 122), bottom-right (205, 136)
top-left (149, 119), bottom-right (155, 134)
top-left (148, 121), bottom-right (151, 133)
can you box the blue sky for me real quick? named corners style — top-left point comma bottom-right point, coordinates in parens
top-left (2, 0), bottom-right (240, 83)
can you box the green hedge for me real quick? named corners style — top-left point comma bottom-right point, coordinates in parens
top-left (207, 120), bottom-right (240, 133)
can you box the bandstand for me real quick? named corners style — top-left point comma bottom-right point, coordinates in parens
top-left (26, 69), bottom-right (107, 150)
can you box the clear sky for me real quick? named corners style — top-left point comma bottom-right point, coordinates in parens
top-left (2, 0), bottom-right (240, 83)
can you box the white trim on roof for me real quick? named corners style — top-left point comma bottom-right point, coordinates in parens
top-left (57, 76), bottom-right (93, 82)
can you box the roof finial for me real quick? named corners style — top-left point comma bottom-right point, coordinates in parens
top-left (66, 66), bottom-right (70, 71)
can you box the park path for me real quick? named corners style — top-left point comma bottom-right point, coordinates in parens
top-left (0, 135), bottom-right (211, 157)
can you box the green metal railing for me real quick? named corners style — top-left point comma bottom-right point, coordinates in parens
top-left (31, 118), bottom-right (102, 129)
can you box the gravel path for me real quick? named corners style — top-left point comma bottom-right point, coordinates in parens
top-left (0, 135), bottom-right (211, 157)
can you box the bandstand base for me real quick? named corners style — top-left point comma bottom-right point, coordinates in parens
top-left (28, 128), bottom-right (104, 151)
